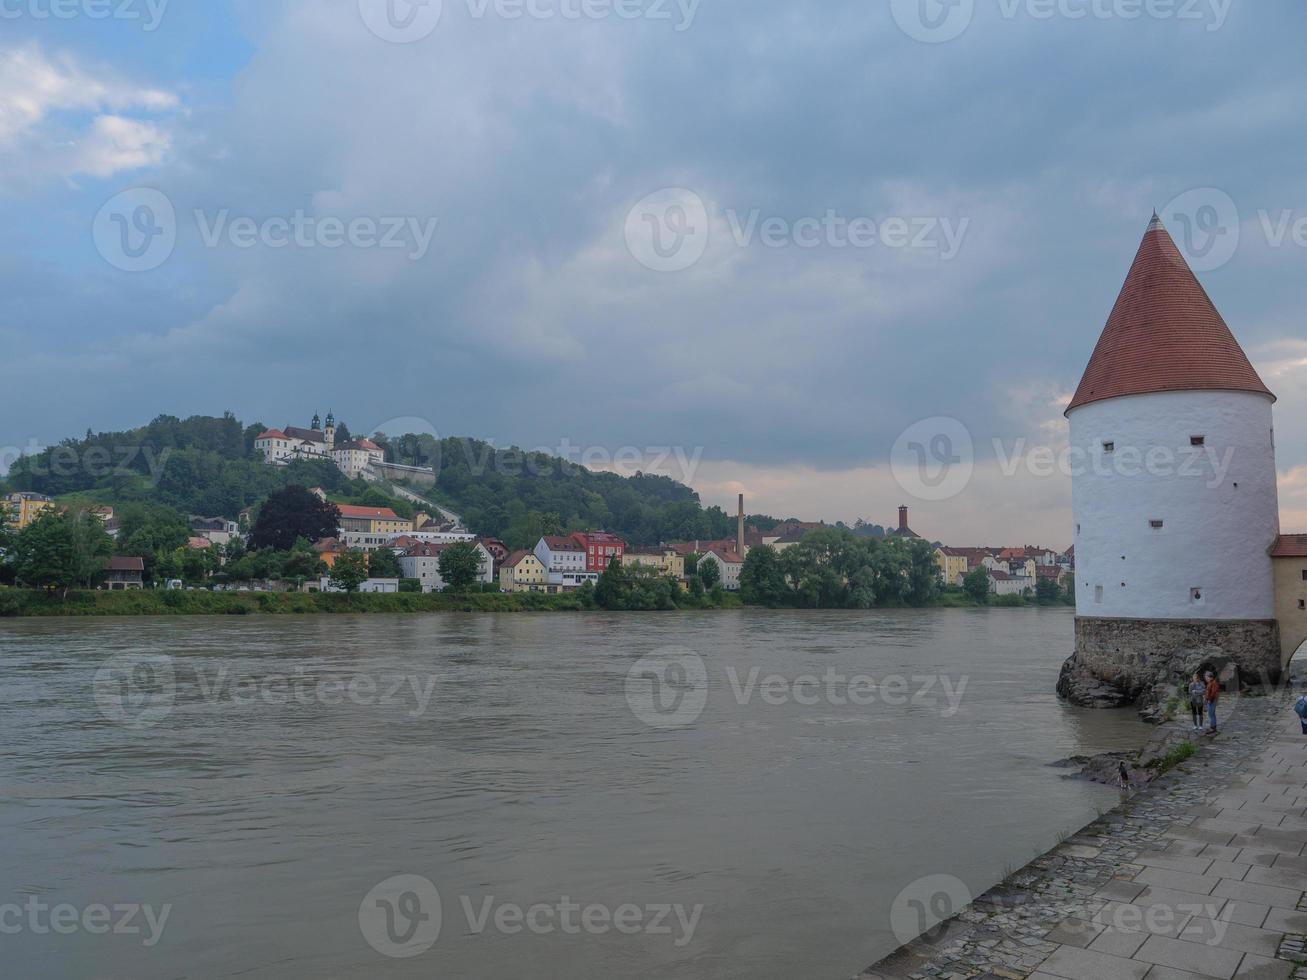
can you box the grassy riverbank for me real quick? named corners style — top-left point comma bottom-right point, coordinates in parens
top-left (0, 588), bottom-right (594, 617)
top-left (0, 585), bottom-right (1044, 618)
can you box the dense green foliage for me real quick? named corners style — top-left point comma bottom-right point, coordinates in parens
top-left (738, 531), bottom-right (943, 608)
top-left (592, 562), bottom-right (731, 611)
top-left (5, 509), bottom-right (114, 594)
top-left (382, 434), bottom-right (740, 547)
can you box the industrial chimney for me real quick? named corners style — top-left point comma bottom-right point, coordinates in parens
top-left (737, 494), bottom-right (746, 558)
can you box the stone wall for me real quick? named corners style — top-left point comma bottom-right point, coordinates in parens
top-left (1059, 616), bottom-right (1282, 718)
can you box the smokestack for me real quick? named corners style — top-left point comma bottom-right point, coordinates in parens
top-left (898, 505), bottom-right (910, 533)
top-left (738, 494), bottom-right (746, 557)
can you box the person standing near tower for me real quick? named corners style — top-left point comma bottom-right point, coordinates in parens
top-left (1204, 671), bottom-right (1221, 734)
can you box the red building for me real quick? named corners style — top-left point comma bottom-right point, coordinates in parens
top-left (571, 531), bottom-right (627, 573)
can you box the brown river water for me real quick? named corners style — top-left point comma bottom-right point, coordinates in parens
top-left (0, 608), bottom-right (1150, 979)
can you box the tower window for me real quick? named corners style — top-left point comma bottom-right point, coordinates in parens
top-left (1102, 441), bottom-right (1115, 453)
top-left (1191, 436), bottom-right (1206, 447)
top-left (1150, 520), bottom-right (1164, 529)
top-left (1300, 600), bottom-right (1306, 611)
top-left (1094, 585), bottom-right (1103, 604)
top-left (1191, 588), bottom-right (1205, 605)
top-left (1302, 570), bottom-right (1307, 582)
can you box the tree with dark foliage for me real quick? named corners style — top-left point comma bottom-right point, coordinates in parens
top-left (249, 486), bottom-right (340, 552)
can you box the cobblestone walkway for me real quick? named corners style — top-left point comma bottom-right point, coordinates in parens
top-left (858, 691), bottom-right (1307, 980)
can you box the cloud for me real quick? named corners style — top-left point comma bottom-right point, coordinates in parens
top-left (0, 42), bottom-right (178, 187)
top-left (3, 1), bottom-right (1307, 545)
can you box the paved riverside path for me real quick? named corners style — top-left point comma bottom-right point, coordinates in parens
top-left (859, 692), bottom-right (1307, 980)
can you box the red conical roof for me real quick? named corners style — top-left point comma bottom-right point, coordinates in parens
top-left (1066, 215), bottom-right (1274, 414)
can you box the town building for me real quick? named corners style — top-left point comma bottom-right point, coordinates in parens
top-left (571, 531), bottom-right (626, 573)
top-left (337, 504), bottom-right (414, 551)
top-left (318, 576), bottom-right (401, 594)
top-left (191, 517), bottom-right (239, 546)
top-left (3, 492), bottom-right (54, 529)
top-left (935, 547), bottom-right (970, 586)
top-left (698, 548), bottom-right (745, 591)
top-left (1065, 214), bottom-right (1286, 692)
top-left (399, 541), bottom-right (495, 593)
top-left (255, 413), bottom-right (383, 472)
top-left (622, 548), bottom-right (686, 581)
top-left (103, 556), bottom-right (145, 590)
top-left (888, 505), bottom-right (921, 539)
top-left (535, 536), bottom-right (587, 576)
top-left (499, 550), bottom-right (549, 593)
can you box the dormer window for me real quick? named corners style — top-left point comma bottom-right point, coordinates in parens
top-left (1191, 436), bottom-right (1206, 447)
top-left (1150, 520), bottom-right (1164, 529)
top-left (1102, 441), bottom-right (1115, 453)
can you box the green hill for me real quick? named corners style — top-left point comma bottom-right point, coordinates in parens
top-left (1, 414), bottom-right (739, 549)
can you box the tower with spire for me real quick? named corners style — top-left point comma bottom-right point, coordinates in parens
top-left (1063, 214), bottom-right (1284, 704)
top-left (324, 411), bottom-right (336, 451)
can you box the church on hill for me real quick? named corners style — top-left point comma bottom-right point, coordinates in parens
top-left (254, 412), bottom-right (386, 479)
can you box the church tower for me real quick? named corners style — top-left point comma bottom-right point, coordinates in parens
top-left (324, 411), bottom-right (336, 451)
top-left (1064, 215), bottom-right (1283, 700)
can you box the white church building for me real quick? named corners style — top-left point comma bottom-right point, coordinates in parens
top-left (255, 412), bottom-right (385, 478)
top-left (1061, 214), bottom-right (1307, 705)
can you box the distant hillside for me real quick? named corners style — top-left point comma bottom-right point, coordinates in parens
top-left (1, 414), bottom-right (741, 549)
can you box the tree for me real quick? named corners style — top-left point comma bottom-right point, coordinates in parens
top-left (740, 546), bottom-right (790, 607)
top-left (282, 549), bottom-right (326, 583)
top-left (250, 486), bottom-right (340, 551)
top-left (329, 550), bottom-right (369, 593)
top-left (1035, 577), bottom-right (1062, 605)
top-left (438, 542), bottom-right (483, 593)
top-left (10, 509), bottom-right (112, 595)
top-left (963, 567), bottom-right (991, 604)
top-left (697, 556), bottom-right (721, 590)
top-left (367, 547), bottom-right (402, 580)
top-left (115, 503), bottom-right (191, 580)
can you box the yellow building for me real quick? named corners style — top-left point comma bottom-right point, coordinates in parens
top-left (336, 505), bottom-right (412, 537)
top-left (622, 549), bottom-right (686, 581)
top-left (4, 492), bottom-right (55, 529)
top-left (935, 547), bottom-right (969, 586)
top-left (1273, 535), bottom-right (1307, 668)
top-left (500, 550), bottom-right (548, 592)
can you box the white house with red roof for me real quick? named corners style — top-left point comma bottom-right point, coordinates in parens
top-left (1063, 215), bottom-right (1288, 702)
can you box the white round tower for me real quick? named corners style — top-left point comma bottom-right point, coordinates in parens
top-left (1065, 215), bottom-right (1282, 695)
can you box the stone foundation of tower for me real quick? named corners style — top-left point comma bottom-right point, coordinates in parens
top-left (1058, 617), bottom-right (1283, 718)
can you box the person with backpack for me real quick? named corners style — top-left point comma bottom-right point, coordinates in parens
top-left (1294, 694), bottom-right (1307, 736)
top-left (1204, 672), bottom-right (1220, 734)
top-left (1188, 673), bottom-right (1206, 732)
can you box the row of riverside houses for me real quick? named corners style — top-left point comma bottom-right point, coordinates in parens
top-left (935, 544), bottom-right (1075, 597)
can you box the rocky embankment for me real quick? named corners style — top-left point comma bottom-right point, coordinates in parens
top-left (1058, 650), bottom-right (1257, 724)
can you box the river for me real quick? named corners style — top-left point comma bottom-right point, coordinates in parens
top-left (0, 608), bottom-right (1148, 979)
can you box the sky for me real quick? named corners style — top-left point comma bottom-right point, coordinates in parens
top-left (1, 0), bottom-right (1304, 546)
